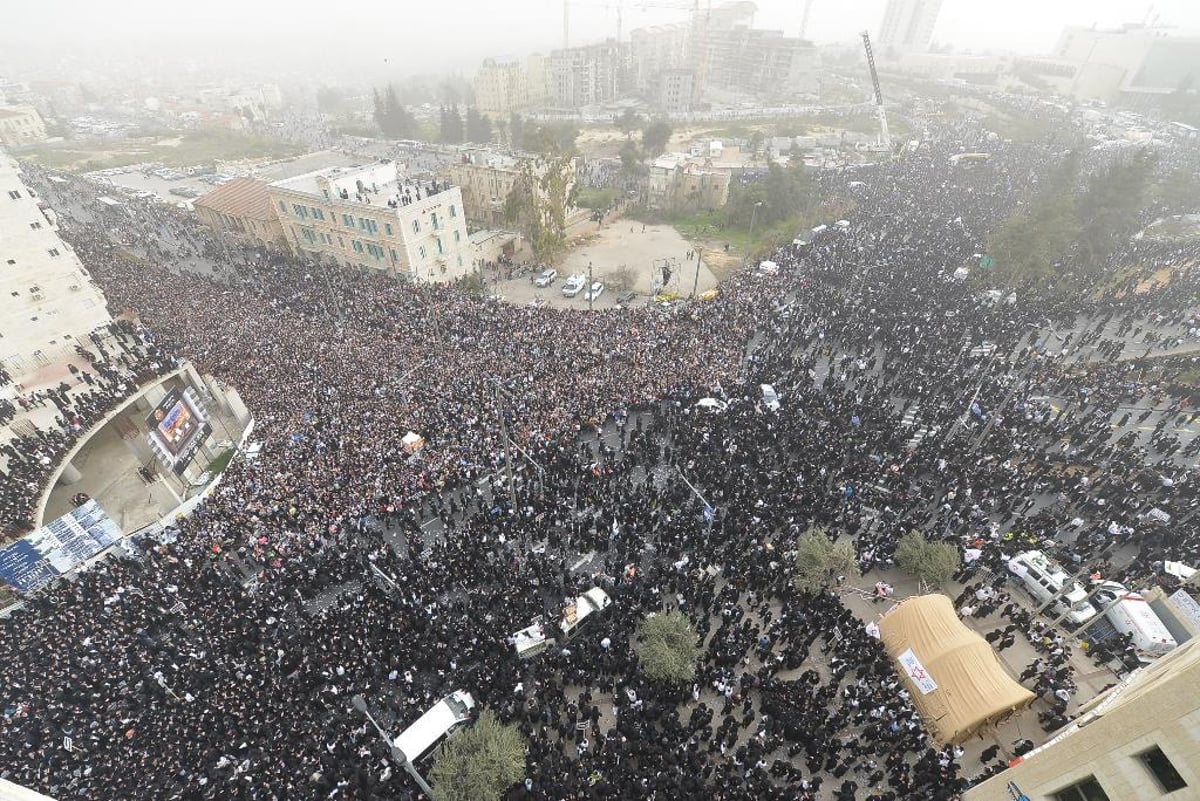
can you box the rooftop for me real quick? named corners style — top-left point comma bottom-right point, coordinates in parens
top-left (194, 177), bottom-right (275, 221)
top-left (271, 162), bottom-right (454, 211)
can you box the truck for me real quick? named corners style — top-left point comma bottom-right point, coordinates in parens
top-left (1089, 581), bottom-right (1177, 659)
top-left (510, 587), bottom-right (612, 658)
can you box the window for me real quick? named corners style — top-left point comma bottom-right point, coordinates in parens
top-left (385, 223), bottom-right (393, 235)
top-left (390, 248), bottom-right (398, 262)
top-left (453, 230), bottom-right (461, 243)
top-left (343, 213), bottom-right (354, 227)
top-left (47, 248), bottom-right (60, 257)
top-left (29, 221), bottom-right (42, 230)
top-left (8, 190), bottom-right (20, 200)
top-left (436, 238), bottom-right (443, 255)
top-left (419, 246), bottom-right (426, 259)
top-left (431, 212), bottom-right (439, 230)
top-left (1052, 777), bottom-right (1110, 801)
top-left (1139, 747), bottom-right (1187, 792)
top-left (412, 219), bottom-right (420, 234)
top-left (311, 208), bottom-right (325, 221)
top-left (449, 204), bottom-right (457, 218)
top-left (352, 240), bottom-right (364, 253)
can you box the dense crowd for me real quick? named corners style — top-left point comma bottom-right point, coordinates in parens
top-left (2, 110), bottom-right (1200, 801)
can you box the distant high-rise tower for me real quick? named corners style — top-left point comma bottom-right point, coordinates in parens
top-left (877, 0), bottom-right (942, 54)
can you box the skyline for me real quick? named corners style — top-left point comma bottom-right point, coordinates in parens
top-left (1, 0), bottom-right (1198, 82)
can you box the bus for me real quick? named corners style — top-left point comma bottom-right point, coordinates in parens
top-left (949, 152), bottom-right (991, 165)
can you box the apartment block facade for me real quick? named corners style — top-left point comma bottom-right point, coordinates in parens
top-left (267, 163), bottom-right (471, 283)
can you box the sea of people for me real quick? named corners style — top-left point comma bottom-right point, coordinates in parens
top-left (2, 110), bottom-right (1200, 801)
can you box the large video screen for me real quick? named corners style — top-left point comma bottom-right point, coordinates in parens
top-left (146, 386), bottom-right (211, 474)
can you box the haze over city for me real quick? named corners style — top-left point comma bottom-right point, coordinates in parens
top-left (1, 1), bottom-right (1199, 801)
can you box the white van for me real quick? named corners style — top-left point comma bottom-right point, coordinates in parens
top-left (393, 690), bottom-right (476, 763)
top-left (760, 384), bottom-right (781, 412)
top-left (1007, 551), bottom-right (1098, 626)
top-left (1090, 581), bottom-right (1177, 658)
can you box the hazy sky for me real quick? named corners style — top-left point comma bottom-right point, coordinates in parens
top-left (2, 0), bottom-right (1198, 79)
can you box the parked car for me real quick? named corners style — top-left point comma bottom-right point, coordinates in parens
top-left (615, 290), bottom-right (637, 308)
top-left (534, 268), bottom-right (558, 288)
top-left (561, 275), bottom-right (586, 297)
top-left (583, 281), bottom-right (605, 302)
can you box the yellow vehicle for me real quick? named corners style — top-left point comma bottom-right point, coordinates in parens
top-left (698, 288), bottom-right (720, 301)
top-left (654, 290), bottom-right (681, 303)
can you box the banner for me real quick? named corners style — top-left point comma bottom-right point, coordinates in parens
top-left (897, 648), bottom-right (939, 695)
top-left (0, 501), bottom-right (122, 594)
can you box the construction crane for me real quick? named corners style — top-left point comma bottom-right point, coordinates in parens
top-left (799, 0), bottom-right (814, 39)
top-left (860, 30), bottom-right (891, 152)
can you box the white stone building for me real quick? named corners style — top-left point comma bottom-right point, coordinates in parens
top-left (0, 149), bottom-right (111, 379)
top-left (267, 162), bottom-right (472, 283)
top-left (877, 0), bottom-right (943, 56)
top-left (0, 105), bottom-right (47, 148)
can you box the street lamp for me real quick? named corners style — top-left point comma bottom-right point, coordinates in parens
top-left (351, 694), bottom-right (434, 797)
top-left (748, 201), bottom-right (764, 239)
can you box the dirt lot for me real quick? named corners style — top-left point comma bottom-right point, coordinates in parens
top-left (490, 223), bottom-right (719, 311)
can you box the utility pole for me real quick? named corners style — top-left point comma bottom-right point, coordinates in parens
top-left (351, 695), bottom-right (435, 798)
top-left (493, 380), bottom-right (518, 513)
top-left (749, 201), bottom-right (763, 239)
top-left (691, 248), bottom-right (702, 297)
top-left (588, 261), bottom-right (594, 311)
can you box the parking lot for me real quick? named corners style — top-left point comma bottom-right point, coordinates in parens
top-left (489, 222), bottom-right (721, 311)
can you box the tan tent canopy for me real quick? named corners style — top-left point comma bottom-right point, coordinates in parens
top-left (878, 594), bottom-right (1034, 745)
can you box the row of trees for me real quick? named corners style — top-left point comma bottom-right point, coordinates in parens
top-left (986, 150), bottom-right (1164, 287)
top-left (371, 84), bottom-right (496, 145)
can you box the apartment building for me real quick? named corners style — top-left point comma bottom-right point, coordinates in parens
top-left (964, 637), bottom-right (1200, 801)
top-left (268, 162), bottom-right (471, 283)
top-left (878, 0), bottom-right (944, 55)
top-left (474, 56), bottom-right (550, 118)
top-left (447, 150), bottom-right (578, 229)
top-left (547, 41), bottom-right (627, 109)
top-left (0, 105), bottom-right (47, 148)
top-left (647, 153), bottom-right (729, 213)
top-left (193, 177), bottom-right (285, 249)
top-left (0, 149), bottom-right (110, 379)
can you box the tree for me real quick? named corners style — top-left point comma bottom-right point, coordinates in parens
top-left (316, 86), bottom-right (347, 116)
top-left (641, 119), bottom-right (673, 158)
top-left (465, 107), bottom-right (493, 144)
top-left (894, 530), bottom-right (960, 588)
top-left (429, 709), bottom-right (526, 801)
top-left (509, 113), bottom-right (525, 151)
top-left (636, 610), bottom-right (702, 682)
top-left (373, 84), bottom-right (417, 139)
top-left (987, 152), bottom-right (1081, 287)
top-left (503, 155), bottom-right (576, 264)
top-left (793, 529), bottom-right (858, 594)
top-left (616, 108), bottom-right (643, 140)
top-left (618, 140), bottom-right (644, 175)
top-left (1075, 150), bottom-right (1156, 267)
top-left (440, 105), bottom-right (465, 144)
top-left (457, 271), bottom-right (486, 297)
